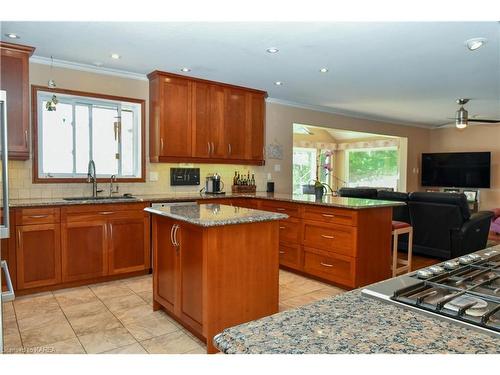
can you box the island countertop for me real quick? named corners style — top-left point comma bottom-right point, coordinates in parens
top-left (213, 289), bottom-right (500, 354)
top-left (145, 202), bottom-right (288, 227)
top-left (9, 191), bottom-right (405, 210)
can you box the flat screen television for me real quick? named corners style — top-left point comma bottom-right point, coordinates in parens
top-left (421, 152), bottom-right (491, 188)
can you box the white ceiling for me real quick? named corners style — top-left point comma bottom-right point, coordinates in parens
top-left (1, 22), bottom-right (499, 128)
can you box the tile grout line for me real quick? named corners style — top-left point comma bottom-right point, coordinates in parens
top-left (10, 301), bottom-right (25, 353)
top-left (52, 290), bottom-right (88, 354)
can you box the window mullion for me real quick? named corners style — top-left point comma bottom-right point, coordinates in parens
top-left (72, 102), bottom-right (76, 177)
top-left (89, 104), bottom-right (93, 173)
top-left (117, 104), bottom-right (122, 177)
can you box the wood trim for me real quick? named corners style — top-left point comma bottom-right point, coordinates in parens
top-left (151, 155), bottom-right (265, 166)
top-left (31, 85), bottom-right (146, 183)
top-left (147, 70), bottom-right (268, 97)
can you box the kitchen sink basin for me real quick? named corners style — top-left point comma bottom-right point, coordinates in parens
top-left (63, 195), bottom-right (138, 201)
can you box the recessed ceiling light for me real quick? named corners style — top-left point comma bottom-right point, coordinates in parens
top-left (266, 47), bottom-right (279, 54)
top-left (5, 33), bottom-right (19, 39)
top-left (465, 38), bottom-right (487, 51)
top-left (319, 67), bottom-right (329, 73)
top-left (274, 81), bottom-right (283, 86)
top-left (110, 53), bottom-right (121, 59)
top-left (180, 67), bottom-right (191, 72)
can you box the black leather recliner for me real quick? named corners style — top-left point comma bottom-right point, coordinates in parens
top-left (407, 192), bottom-right (493, 259)
top-left (338, 187), bottom-right (378, 199)
top-left (376, 190), bottom-right (410, 223)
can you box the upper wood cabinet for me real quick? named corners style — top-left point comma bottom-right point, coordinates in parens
top-left (0, 42), bottom-right (35, 160)
top-left (148, 71), bottom-right (267, 165)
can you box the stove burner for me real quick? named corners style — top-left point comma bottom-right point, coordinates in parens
top-left (444, 260), bottom-right (460, 270)
top-left (444, 295), bottom-right (488, 316)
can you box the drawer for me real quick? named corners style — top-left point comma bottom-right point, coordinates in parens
top-left (278, 218), bottom-right (301, 244)
top-left (260, 201), bottom-right (300, 218)
top-left (302, 221), bottom-right (356, 257)
top-left (17, 207), bottom-right (60, 225)
top-left (278, 243), bottom-right (301, 269)
top-left (62, 203), bottom-right (148, 223)
top-left (302, 206), bottom-right (356, 226)
top-left (303, 248), bottom-right (355, 287)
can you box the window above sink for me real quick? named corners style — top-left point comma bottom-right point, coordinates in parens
top-left (32, 86), bottom-right (145, 183)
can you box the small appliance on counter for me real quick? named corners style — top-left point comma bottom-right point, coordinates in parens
top-left (204, 173), bottom-right (225, 195)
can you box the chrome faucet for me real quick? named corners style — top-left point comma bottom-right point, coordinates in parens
top-left (87, 160), bottom-right (99, 197)
top-left (109, 174), bottom-right (119, 197)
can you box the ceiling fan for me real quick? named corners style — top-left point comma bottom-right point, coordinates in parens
top-left (452, 98), bottom-right (500, 129)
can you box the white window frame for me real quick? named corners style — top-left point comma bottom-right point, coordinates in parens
top-left (36, 90), bottom-right (142, 180)
top-left (344, 146), bottom-right (400, 190)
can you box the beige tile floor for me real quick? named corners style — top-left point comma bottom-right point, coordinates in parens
top-left (2, 270), bottom-right (344, 354)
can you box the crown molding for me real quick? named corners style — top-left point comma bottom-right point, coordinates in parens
top-left (29, 55), bottom-right (148, 81)
top-left (265, 97), bottom-right (435, 129)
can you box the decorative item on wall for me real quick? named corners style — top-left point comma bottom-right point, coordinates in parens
top-left (45, 55), bottom-right (58, 111)
top-left (266, 139), bottom-right (284, 160)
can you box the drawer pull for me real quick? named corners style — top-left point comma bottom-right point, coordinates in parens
top-left (321, 234), bottom-right (335, 239)
top-left (322, 214), bottom-right (335, 218)
top-left (320, 262), bottom-right (334, 268)
top-left (99, 211), bottom-right (115, 215)
top-left (279, 250), bottom-right (286, 254)
top-left (276, 208), bottom-right (286, 211)
top-left (28, 214), bottom-right (49, 219)
top-left (279, 226), bottom-right (286, 230)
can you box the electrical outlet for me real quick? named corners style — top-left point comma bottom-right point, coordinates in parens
top-left (149, 172), bottom-right (159, 181)
top-left (274, 164), bottom-right (281, 172)
top-left (267, 173), bottom-right (272, 181)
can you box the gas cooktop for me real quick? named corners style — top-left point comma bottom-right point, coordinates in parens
top-left (362, 247), bottom-right (500, 337)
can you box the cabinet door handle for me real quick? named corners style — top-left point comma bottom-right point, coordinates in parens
top-left (160, 138), bottom-right (164, 152)
top-left (276, 208), bottom-right (286, 211)
top-left (320, 262), bottom-right (334, 268)
top-left (173, 224), bottom-right (180, 248)
top-left (322, 214), bottom-right (335, 218)
top-left (228, 143), bottom-right (232, 155)
top-left (28, 214), bottom-right (48, 219)
top-left (321, 234), bottom-right (335, 239)
top-left (25, 130), bottom-right (28, 146)
top-left (99, 211), bottom-right (115, 215)
top-left (279, 250), bottom-right (285, 254)
top-left (207, 142), bottom-right (211, 155)
top-left (211, 142), bottom-right (215, 155)
top-left (17, 229), bottom-right (21, 246)
top-left (170, 225), bottom-right (175, 246)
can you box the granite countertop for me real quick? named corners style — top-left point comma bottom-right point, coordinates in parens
top-left (8, 192), bottom-right (405, 210)
top-left (213, 289), bottom-right (500, 354)
top-left (145, 202), bottom-right (288, 227)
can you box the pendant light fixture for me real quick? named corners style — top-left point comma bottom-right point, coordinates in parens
top-left (45, 56), bottom-right (58, 111)
top-left (455, 99), bottom-right (469, 129)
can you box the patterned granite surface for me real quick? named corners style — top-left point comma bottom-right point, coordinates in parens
top-left (8, 192), bottom-right (404, 209)
top-left (213, 290), bottom-right (500, 354)
top-left (145, 202), bottom-right (288, 227)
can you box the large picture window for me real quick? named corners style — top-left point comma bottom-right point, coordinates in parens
top-left (292, 147), bottom-right (332, 194)
top-left (33, 86), bottom-right (145, 182)
top-left (345, 146), bottom-right (399, 190)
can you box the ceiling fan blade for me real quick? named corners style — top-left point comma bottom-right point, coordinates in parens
top-left (468, 119), bottom-right (500, 123)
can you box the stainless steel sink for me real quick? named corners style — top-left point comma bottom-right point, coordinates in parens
top-left (63, 195), bottom-right (138, 201)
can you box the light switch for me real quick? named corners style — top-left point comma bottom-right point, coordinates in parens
top-left (149, 172), bottom-right (159, 181)
top-left (274, 164), bottom-right (281, 172)
top-left (267, 173), bottom-right (272, 181)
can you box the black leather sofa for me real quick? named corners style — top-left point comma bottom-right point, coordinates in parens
top-left (337, 187), bottom-right (493, 259)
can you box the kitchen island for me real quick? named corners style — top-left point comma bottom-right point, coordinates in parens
top-left (145, 202), bottom-right (287, 353)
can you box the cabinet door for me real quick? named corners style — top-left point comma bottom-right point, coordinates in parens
top-left (179, 224), bottom-right (203, 329)
top-left (108, 211), bottom-right (150, 275)
top-left (159, 76), bottom-right (192, 157)
top-left (209, 85), bottom-right (226, 158)
top-left (247, 93), bottom-right (265, 162)
top-left (224, 87), bottom-right (247, 159)
top-left (152, 216), bottom-right (178, 314)
top-left (16, 224), bottom-right (61, 289)
top-left (191, 82), bottom-right (212, 158)
top-left (61, 220), bottom-right (108, 282)
top-left (0, 45), bottom-right (32, 159)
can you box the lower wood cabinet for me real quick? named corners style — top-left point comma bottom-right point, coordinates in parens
top-left (16, 223), bottom-right (61, 289)
top-left (61, 219), bottom-right (108, 282)
top-left (13, 203), bottom-right (150, 294)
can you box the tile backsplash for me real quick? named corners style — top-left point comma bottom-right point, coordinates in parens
top-left (7, 159), bottom-right (267, 199)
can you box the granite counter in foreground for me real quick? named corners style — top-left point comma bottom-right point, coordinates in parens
top-left (213, 290), bottom-right (500, 354)
top-left (145, 202), bottom-right (288, 227)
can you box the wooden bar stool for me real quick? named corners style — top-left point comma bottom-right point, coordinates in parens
top-left (391, 221), bottom-right (413, 277)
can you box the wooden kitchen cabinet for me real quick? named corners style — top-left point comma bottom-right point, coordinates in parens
top-left (0, 42), bottom-right (35, 160)
top-left (61, 219), bottom-right (108, 282)
top-left (148, 71), bottom-right (266, 165)
top-left (108, 210), bottom-right (151, 275)
top-left (16, 224), bottom-right (61, 289)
